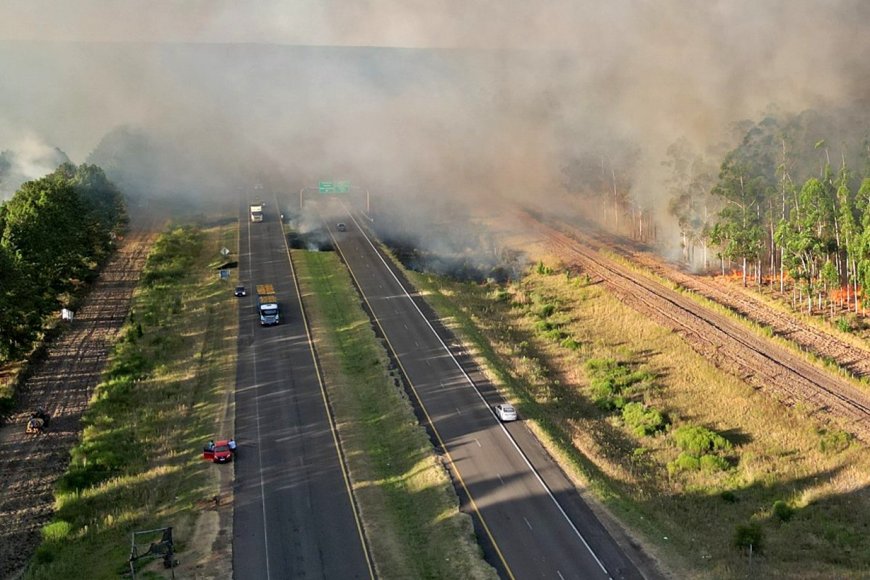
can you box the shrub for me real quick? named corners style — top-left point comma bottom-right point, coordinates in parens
top-left (667, 452), bottom-right (700, 474)
top-left (699, 454), bottom-right (729, 472)
top-left (535, 320), bottom-right (556, 332)
top-left (536, 261), bottom-right (553, 275)
top-left (543, 328), bottom-right (568, 342)
top-left (818, 429), bottom-right (853, 454)
top-left (720, 490), bottom-right (738, 503)
top-left (621, 402), bottom-right (667, 436)
top-left (41, 520), bottom-right (73, 542)
top-left (835, 316), bottom-right (851, 333)
top-left (673, 425), bottom-right (731, 455)
top-left (733, 522), bottom-right (764, 551)
top-left (560, 337), bottom-right (581, 350)
top-left (585, 358), bottom-right (655, 410)
top-left (772, 500), bottom-right (794, 522)
top-left (537, 303), bottom-right (556, 318)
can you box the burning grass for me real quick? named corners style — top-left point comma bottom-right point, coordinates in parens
top-left (403, 262), bottom-right (870, 579)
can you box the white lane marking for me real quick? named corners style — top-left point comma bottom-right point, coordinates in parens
top-left (347, 209), bottom-right (612, 578)
top-left (475, 438), bottom-right (482, 448)
top-left (523, 517), bottom-right (533, 531)
top-left (557, 571), bottom-right (565, 580)
top-left (456, 407), bottom-right (462, 415)
top-left (497, 473), bottom-right (505, 485)
top-left (247, 209), bottom-right (272, 580)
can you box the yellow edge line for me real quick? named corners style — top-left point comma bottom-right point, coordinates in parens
top-left (328, 218), bottom-right (516, 580)
top-left (279, 201), bottom-right (377, 580)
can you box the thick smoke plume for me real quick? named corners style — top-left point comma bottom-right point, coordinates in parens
top-left (1, 1), bottom-right (868, 258)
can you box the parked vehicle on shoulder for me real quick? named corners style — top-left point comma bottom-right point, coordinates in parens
top-left (495, 404), bottom-right (518, 422)
top-left (203, 439), bottom-right (234, 463)
top-left (234, 285), bottom-right (247, 297)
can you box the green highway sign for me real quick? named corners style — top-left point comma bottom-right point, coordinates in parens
top-left (319, 180), bottom-right (351, 194)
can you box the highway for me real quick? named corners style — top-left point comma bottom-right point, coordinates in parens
top-left (232, 201), bottom-right (372, 579)
top-left (328, 207), bottom-right (646, 580)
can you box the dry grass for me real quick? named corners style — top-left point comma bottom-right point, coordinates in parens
top-left (404, 264), bottom-right (870, 579)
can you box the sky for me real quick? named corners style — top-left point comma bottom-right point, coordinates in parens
top-left (1, 1), bottom-right (868, 244)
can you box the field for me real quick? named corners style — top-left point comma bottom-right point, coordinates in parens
top-left (405, 262), bottom-right (870, 579)
top-left (25, 223), bottom-right (239, 579)
top-left (293, 248), bottom-right (496, 579)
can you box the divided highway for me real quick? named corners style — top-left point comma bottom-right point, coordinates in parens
top-left (329, 208), bottom-right (646, 580)
top-left (233, 202), bottom-right (372, 579)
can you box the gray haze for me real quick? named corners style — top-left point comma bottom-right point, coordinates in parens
top-left (1, 2), bottom-right (869, 246)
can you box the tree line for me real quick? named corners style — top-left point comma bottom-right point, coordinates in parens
top-left (667, 108), bottom-right (870, 314)
top-left (0, 163), bottom-right (127, 362)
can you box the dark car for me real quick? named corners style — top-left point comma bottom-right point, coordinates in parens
top-left (234, 286), bottom-right (247, 297)
top-left (336, 223), bottom-right (347, 232)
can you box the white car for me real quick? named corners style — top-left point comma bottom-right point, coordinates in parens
top-left (495, 404), bottom-right (518, 422)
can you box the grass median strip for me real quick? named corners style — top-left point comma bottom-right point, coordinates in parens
top-left (27, 224), bottom-right (238, 579)
top-left (293, 248), bottom-right (496, 580)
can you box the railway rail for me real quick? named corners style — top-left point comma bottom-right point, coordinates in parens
top-left (518, 211), bottom-right (870, 443)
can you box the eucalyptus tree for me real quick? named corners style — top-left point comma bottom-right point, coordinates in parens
top-left (710, 155), bottom-right (767, 286)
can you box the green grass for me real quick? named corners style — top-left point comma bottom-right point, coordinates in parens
top-left (26, 224), bottom-right (238, 579)
top-left (389, 254), bottom-right (870, 579)
top-left (293, 249), bottom-right (495, 580)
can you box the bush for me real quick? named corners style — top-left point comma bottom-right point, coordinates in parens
top-left (585, 358), bottom-right (655, 410)
top-left (560, 337), bottom-right (581, 350)
top-left (621, 402), bottom-right (667, 436)
top-left (536, 261), bottom-right (553, 275)
top-left (41, 520), bottom-right (73, 542)
top-left (673, 425), bottom-right (731, 455)
top-left (537, 303), bottom-right (556, 318)
top-left (720, 490), bottom-right (738, 503)
top-left (772, 500), bottom-right (794, 522)
top-left (535, 320), bottom-right (556, 332)
top-left (733, 522), bottom-right (764, 551)
top-left (667, 451), bottom-right (700, 474)
top-left (543, 328), bottom-right (569, 342)
top-left (699, 454), bottom-right (729, 472)
top-left (835, 316), bottom-right (851, 333)
top-left (818, 429), bottom-right (853, 454)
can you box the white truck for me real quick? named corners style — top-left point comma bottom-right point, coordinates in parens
top-left (250, 203), bottom-right (264, 223)
top-left (256, 284), bottom-right (280, 326)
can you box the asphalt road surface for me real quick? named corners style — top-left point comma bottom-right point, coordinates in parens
top-left (232, 202), bottom-right (372, 579)
top-left (329, 208), bottom-right (646, 580)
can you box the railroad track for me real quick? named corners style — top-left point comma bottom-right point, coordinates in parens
top-left (517, 210), bottom-right (870, 443)
top-left (576, 226), bottom-right (870, 380)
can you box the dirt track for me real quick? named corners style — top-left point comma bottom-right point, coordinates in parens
top-left (0, 230), bottom-right (153, 579)
top-left (517, 211), bottom-right (870, 443)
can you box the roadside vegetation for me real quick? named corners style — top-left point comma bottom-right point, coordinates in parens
top-left (26, 223), bottom-right (238, 579)
top-left (293, 248), bottom-right (496, 580)
top-left (398, 257), bottom-right (870, 578)
top-left (0, 163), bottom-right (127, 412)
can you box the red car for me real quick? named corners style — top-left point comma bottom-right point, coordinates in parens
top-left (203, 439), bottom-right (234, 463)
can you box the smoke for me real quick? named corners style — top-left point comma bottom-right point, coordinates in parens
top-left (0, 130), bottom-right (70, 199)
top-left (1, 1), bottom-right (869, 260)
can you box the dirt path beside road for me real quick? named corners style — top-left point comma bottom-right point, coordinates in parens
top-left (0, 230), bottom-right (154, 579)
